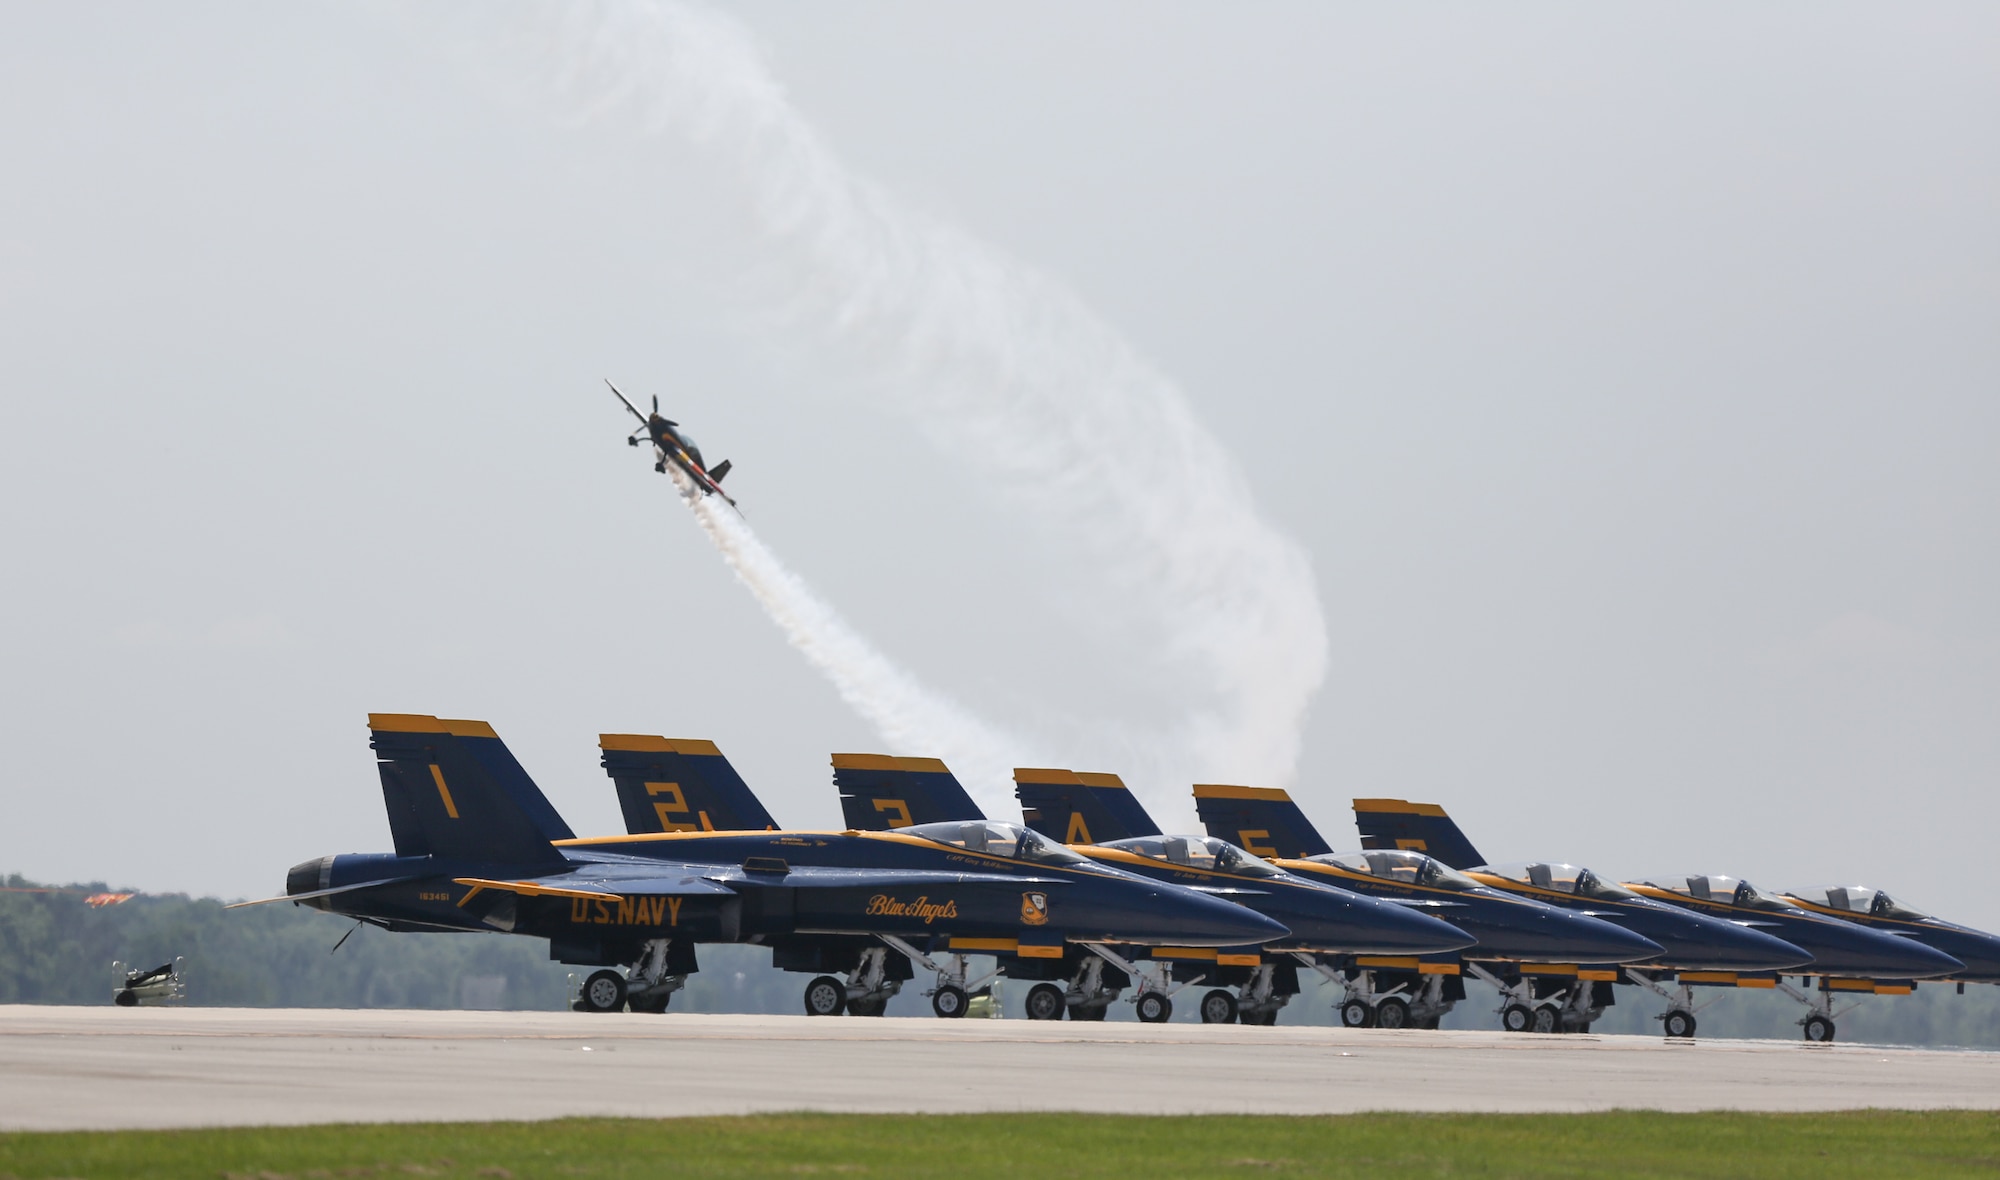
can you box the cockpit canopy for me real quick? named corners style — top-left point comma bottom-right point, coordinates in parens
top-left (900, 820), bottom-right (1087, 867)
top-left (1100, 835), bottom-right (1285, 878)
top-left (1310, 849), bottom-right (1481, 892)
top-left (1477, 861), bottom-right (1640, 901)
top-left (1795, 885), bottom-right (1932, 921)
top-left (1643, 874), bottom-right (1800, 913)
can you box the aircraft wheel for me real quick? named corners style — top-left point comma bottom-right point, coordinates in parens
top-left (1374, 997), bottom-right (1412, 1030)
top-left (629, 992), bottom-right (670, 1014)
top-left (1663, 1009), bottom-right (1697, 1039)
top-left (932, 985), bottom-right (970, 1018)
top-left (1025, 983), bottom-right (1067, 1022)
top-left (580, 970), bottom-right (627, 1013)
top-left (1803, 1014), bottom-right (1836, 1043)
top-left (803, 975), bottom-right (847, 1017)
top-left (1340, 999), bottom-right (1374, 1029)
top-left (1501, 1003), bottom-right (1535, 1033)
top-left (1136, 992), bottom-right (1173, 1023)
top-left (1532, 1006), bottom-right (1562, 1035)
top-left (1069, 1002), bottom-right (1108, 1021)
top-left (846, 996), bottom-right (886, 1017)
top-left (1199, 989), bottom-right (1239, 1024)
top-left (1417, 1015), bottom-right (1442, 1031)
top-left (114, 989), bottom-right (137, 1008)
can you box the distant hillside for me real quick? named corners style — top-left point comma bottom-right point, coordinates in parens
top-left (5, 873), bottom-right (1999, 1045)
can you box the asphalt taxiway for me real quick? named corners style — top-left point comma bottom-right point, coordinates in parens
top-left (3, 1006), bottom-right (1997, 1131)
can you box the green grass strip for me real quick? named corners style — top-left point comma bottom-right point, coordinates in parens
top-left (4, 1111), bottom-right (1999, 1179)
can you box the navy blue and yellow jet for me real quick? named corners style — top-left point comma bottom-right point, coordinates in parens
top-left (242, 715), bottom-right (1284, 1019)
top-left (1349, 797), bottom-right (1967, 1042)
top-left (605, 743), bottom-right (1334, 1023)
top-left (1780, 885), bottom-right (2000, 985)
top-left (832, 758), bottom-right (1480, 1023)
top-left (1352, 798), bottom-right (1812, 1037)
top-left (608, 380), bottom-right (736, 505)
top-left (1191, 784), bottom-right (1665, 1031)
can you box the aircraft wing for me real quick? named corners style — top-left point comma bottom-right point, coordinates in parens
top-left (224, 877), bottom-right (407, 909)
top-left (454, 871), bottom-right (740, 902)
top-left (699, 864), bottom-right (1072, 890)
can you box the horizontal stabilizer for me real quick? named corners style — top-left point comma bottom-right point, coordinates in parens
top-left (709, 459), bottom-right (732, 482)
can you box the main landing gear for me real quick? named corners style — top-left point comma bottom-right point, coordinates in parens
top-left (1467, 964), bottom-right (1606, 1034)
top-left (1082, 943), bottom-right (1189, 1023)
top-left (573, 939), bottom-right (690, 1013)
top-left (876, 936), bottom-right (996, 1019)
top-left (1195, 963), bottom-right (1292, 1026)
top-left (1022, 956), bottom-right (1123, 1021)
top-left (1303, 954), bottom-right (1456, 1030)
top-left (801, 947), bottom-right (904, 1017)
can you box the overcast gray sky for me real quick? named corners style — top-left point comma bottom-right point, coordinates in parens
top-left (3, 3), bottom-right (1996, 927)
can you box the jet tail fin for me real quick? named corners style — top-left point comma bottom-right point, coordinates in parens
top-left (832, 754), bottom-right (982, 830)
top-left (1014, 769), bottom-right (1162, 844)
top-left (1352, 798), bottom-right (1487, 869)
top-left (369, 714), bottom-right (571, 867)
top-left (599, 735), bottom-right (779, 834)
top-left (1191, 784), bottom-right (1332, 859)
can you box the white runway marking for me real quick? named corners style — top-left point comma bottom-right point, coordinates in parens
top-left (2, 1006), bottom-right (1995, 1130)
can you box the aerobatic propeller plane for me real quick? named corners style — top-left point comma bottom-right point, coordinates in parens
top-left (241, 716), bottom-right (1284, 1021)
top-left (1349, 797), bottom-right (1971, 1041)
top-left (608, 380), bottom-right (736, 506)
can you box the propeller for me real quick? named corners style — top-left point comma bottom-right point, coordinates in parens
top-left (652, 394), bottom-right (659, 413)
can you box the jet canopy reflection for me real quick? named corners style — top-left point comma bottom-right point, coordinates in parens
top-left (1478, 862), bottom-right (1641, 902)
top-left (1793, 885), bottom-right (1933, 921)
top-left (1099, 836), bottom-right (1285, 877)
top-left (899, 821), bottom-right (1090, 867)
top-left (1641, 875), bottom-right (1802, 913)
top-left (1311, 850), bottom-right (1482, 892)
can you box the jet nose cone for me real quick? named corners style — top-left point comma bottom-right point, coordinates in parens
top-left (1894, 937), bottom-right (1965, 980)
top-left (1705, 924), bottom-right (1814, 972)
top-left (1171, 889), bottom-right (1289, 946)
top-left (1820, 924), bottom-right (1964, 978)
top-left (1563, 912), bottom-right (1664, 964)
top-left (1331, 896), bottom-right (1475, 955)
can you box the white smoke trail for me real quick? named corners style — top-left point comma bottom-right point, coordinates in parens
top-left (670, 471), bottom-right (1025, 808)
top-left (483, 3), bottom-right (1328, 804)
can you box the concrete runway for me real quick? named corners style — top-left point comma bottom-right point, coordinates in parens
top-left (3, 1005), bottom-right (1998, 1131)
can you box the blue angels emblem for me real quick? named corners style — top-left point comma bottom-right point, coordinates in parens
top-left (1021, 891), bottom-right (1050, 926)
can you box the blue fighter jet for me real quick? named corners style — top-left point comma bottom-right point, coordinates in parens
top-left (239, 715), bottom-right (1284, 1019)
top-left (1352, 798), bottom-right (1814, 1038)
top-left (1191, 784), bottom-right (1665, 1032)
top-left (1780, 885), bottom-right (2000, 985)
top-left (832, 759), bottom-right (1478, 1024)
top-left (1346, 796), bottom-right (1966, 1041)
